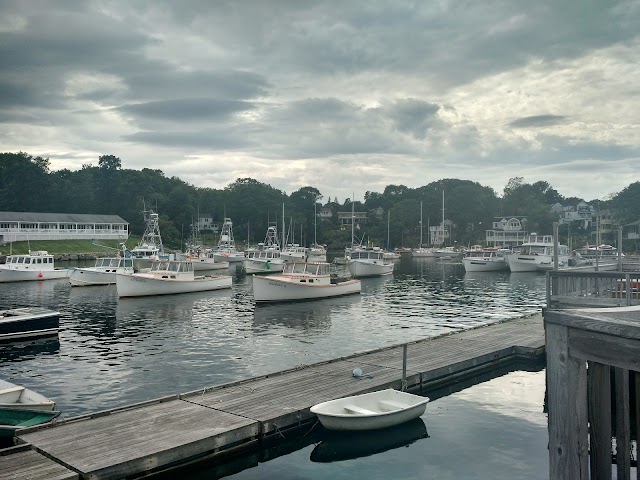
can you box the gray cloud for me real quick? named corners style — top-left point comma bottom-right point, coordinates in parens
top-left (0, 0), bottom-right (638, 201)
top-left (509, 115), bottom-right (569, 129)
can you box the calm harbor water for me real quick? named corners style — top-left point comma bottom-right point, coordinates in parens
top-left (0, 256), bottom-right (547, 418)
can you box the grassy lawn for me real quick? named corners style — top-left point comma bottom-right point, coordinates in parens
top-left (0, 236), bottom-right (142, 255)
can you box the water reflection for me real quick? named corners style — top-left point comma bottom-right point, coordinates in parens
top-left (0, 257), bottom-right (547, 417)
top-left (0, 337), bottom-right (60, 363)
top-left (253, 295), bottom-right (361, 332)
top-left (310, 418), bottom-right (428, 463)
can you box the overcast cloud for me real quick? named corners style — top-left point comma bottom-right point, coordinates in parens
top-left (1, 0), bottom-right (638, 202)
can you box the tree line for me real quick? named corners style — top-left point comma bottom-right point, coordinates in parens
top-left (1, 152), bottom-right (639, 251)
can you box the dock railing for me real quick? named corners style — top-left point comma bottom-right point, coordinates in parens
top-left (546, 270), bottom-right (640, 308)
top-left (545, 307), bottom-right (640, 480)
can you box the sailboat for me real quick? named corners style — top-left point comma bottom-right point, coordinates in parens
top-left (212, 218), bottom-right (245, 263)
top-left (433, 190), bottom-right (463, 258)
top-left (177, 221), bottom-right (229, 271)
top-left (280, 218), bottom-right (308, 262)
top-left (383, 211), bottom-right (401, 260)
top-left (412, 201), bottom-right (433, 258)
top-left (348, 197), bottom-right (394, 278)
top-left (307, 202), bottom-right (327, 262)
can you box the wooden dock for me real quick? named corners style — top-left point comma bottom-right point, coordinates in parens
top-left (1, 314), bottom-right (545, 480)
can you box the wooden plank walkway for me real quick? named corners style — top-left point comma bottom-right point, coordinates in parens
top-left (4, 313), bottom-right (544, 480)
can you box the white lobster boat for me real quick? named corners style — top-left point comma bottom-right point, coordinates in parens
top-left (116, 260), bottom-right (232, 297)
top-left (243, 225), bottom-right (285, 274)
top-left (69, 255), bottom-right (135, 286)
top-left (506, 234), bottom-right (570, 272)
top-left (307, 244), bottom-right (327, 262)
top-left (462, 248), bottom-right (508, 272)
top-left (253, 262), bottom-right (361, 303)
top-left (212, 218), bottom-right (245, 263)
top-left (0, 251), bottom-right (70, 283)
top-left (310, 389), bottom-right (430, 431)
top-left (177, 249), bottom-right (229, 271)
top-left (348, 247), bottom-right (394, 278)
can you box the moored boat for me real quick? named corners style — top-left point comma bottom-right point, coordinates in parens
top-left (115, 260), bottom-right (232, 297)
top-left (0, 408), bottom-right (60, 438)
top-left (310, 389), bottom-right (430, 431)
top-left (307, 244), bottom-right (327, 262)
top-left (243, 224), bottom-right (285, 274)
top-left (462, 248), bottom-right (508, 272)
top-left (0, 307), bottom-right (60, 342)
top-left (0, 378), bottom-right (55, 411)
top-left (505, 234), bottom-right (570, 272)
top-left (130, 209), bottom-right (166, 268)
top-left (69, 254), bottom-right (135, 286)
top-left (348, 247), bottom-right (394, 278)
top-left (253, 262), bottom-right (361, 303)
top-left (212, 218), bottom-right (246, 263)
top-left (0, 251), bottom-right (70, 283)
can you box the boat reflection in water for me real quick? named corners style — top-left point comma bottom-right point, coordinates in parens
top-left (310, 417), bottom-right (428, 463)
top-left (252, 294), bottom-right (361, 331)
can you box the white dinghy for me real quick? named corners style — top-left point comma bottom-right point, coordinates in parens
top-left (0, 378), bottom-right (55, 411)
top-left (310, 389), bottom-right (429, 431)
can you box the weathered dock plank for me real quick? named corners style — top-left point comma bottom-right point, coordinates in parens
top-left (0, 444), bottom-right (78, 480)
top-left (10, 313), bottom-right (544, 480)
top-left (18, 400), bottom-right (258, 480)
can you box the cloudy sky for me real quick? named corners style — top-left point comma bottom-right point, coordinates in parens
top-left (1, 0), bottom-right (639, 202)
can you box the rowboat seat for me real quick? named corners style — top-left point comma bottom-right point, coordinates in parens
top-left (343, 404), bottom-right (376, 415)
top-left (0, 386), bottom-right (25, 396)
top-left (378, 400), bottom-right (408, 411)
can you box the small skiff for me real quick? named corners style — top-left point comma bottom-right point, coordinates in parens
top-left (0, 407), bottom-right (61, 438)
top-left (0, 378), bottom-right (55, 411)
top-left (310, 389), bottom-right (429, 431)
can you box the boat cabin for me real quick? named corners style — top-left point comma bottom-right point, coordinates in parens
top-left (95, 257), bottom-right (134, 269)
top-left (283, 262), bottom-right (330, 276)
top-left (3, 251), bottom-right (55, 270)
top-left (149, 260), bottom-right (194, 278)
top-left (350, 249), bottom-right (385, 261)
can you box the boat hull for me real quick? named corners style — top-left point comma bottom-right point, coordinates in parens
top-left (69, 268), bottom-right (121, 286)
top-left (0, 308), bottom-right (60, 342)
top-left (462, 258), bottom-right (508, 272)
top-left (189, 258), bottom-right (229, 271)
top-left (348, 260), bottom-right (394, 278)
top-left (310, 389), bottom-right (429, 431)
top-left (244, 258), bottom-right (285, 274)
top-left (0, 379), bottom-right (56, 411)
top-left (253, 276), bottom-right (361, 303)
top-left (213, 252), bottom-right (245, 263)
top-left (0, 408), bottom-right (60, 437)
top-left (507, 254), bottom-right (570, 272)
top-left (116, 273), bottom-right (232, 297)
top-left (0, 268), bottom-right (69, 283)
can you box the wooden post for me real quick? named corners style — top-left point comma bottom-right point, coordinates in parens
top-left (635, 372), bottom-right (640, 480)
top-left (402, 344), bottom-right (408, 391)
top-left (615, 367), bottom-right (631, 480)
top-left (588, 362), bottom-right (612, 480)
top-left (546, 322), bottom-right (589, 479)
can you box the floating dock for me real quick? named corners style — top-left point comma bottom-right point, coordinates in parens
top-left (1, 314), bottom-right (544, 480)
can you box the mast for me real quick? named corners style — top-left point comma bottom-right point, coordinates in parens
top-left (314, 201), bottom-right (318, 246)
top-left (419, 201), bottom-right (423, 248)
top-left (442, 189), bottom-right (445, 246)
top-left (387, 210), bottom-right (391, 251)
top-left (351, 194), bottom-right (355, 247)
top-left (282, 203), bottom-right (286, 249)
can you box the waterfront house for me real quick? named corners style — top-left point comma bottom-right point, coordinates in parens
top-left (0, 211), bottom-right (128, 244)
top-left (485, 216), bottom-right (528, 247)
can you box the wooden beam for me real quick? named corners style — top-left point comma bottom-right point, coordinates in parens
top-left (615, 367), bottom-right (631, 480)
top-left (588, 362), bottom-right (612, 480)
top-left (546, 322), bottom-right (589, 479)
